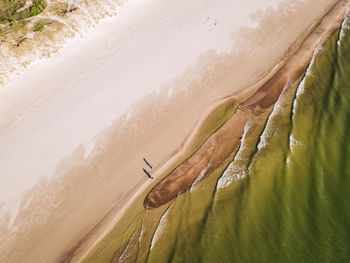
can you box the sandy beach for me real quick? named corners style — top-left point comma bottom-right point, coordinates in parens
top-left (0, 0), bottom-right (345, 262)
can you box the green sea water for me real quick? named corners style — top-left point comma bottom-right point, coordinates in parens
top-left (85, 15), bottom-right (350, 263)
top-left (142, 17), bottom-right (350, 263)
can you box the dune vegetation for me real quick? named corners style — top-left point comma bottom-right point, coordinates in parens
top-left (0, 0), bottom-right (47, 22)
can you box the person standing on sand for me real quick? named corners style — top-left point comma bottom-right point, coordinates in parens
top-left (143, 168), bottom-right (154, 180)
top-left (143, 157), bottom-right (153, 169)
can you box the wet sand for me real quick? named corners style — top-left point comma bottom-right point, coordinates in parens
top-left (144, 0), bottom-right (348, 208)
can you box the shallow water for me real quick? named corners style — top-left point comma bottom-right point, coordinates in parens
top-left (85, 14), bottom-right (350, 263)
top-left (141, 16), bottom-right (350, 263)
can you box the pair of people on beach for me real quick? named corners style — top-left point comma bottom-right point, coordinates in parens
top-left (143, 158), bottom-right (153, 179)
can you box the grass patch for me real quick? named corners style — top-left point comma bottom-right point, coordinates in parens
top-left (49, 2), bottom-right (78, 16)
top-left (30, 0), bottom-right (46, 17)
top-left (10, 20), bottom-right (23, 31)
top-left (0, 0), bottom-right (47, 22)
top-left (1, 0), bottom-right (26, 20)
top-left (33, 19), bottom-right (50, 31)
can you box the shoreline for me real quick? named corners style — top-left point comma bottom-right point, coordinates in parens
top-left (71, 1), bottom-right (348, 261)
top-left (144, 0), bottom-right (348, 208)
top-left (0, 0), bottom-right (345, 262)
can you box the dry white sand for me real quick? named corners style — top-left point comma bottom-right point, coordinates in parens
top-left (0, 0), bottom-right (282, 217)
top-left (0, 0), bottom-right (340, 262)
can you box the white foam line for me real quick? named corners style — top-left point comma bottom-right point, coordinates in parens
top-left (149, 208), bottom-right (169, 251)
top-left (256, 81), bottom-right (291, 151)
top-left (190, 162), bottom-right (212, 191)
top-left (292, 45), bottom-right (322, 117)
top-left (338, 10), bottom-right (350, 45)
top-left (217, 118), bottom-right (253, 189)
top-left (288, 48), bottom-right (321, 155)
